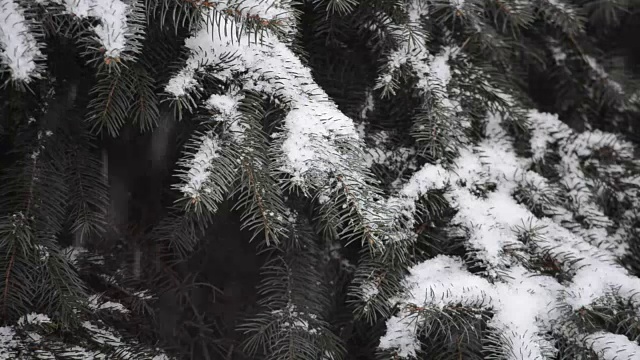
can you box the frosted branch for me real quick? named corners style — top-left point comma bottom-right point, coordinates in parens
top-left (583, 332), bottom-right (640, 360)
top-left (380, 108), bottom-right (640, 359)
top-left (0, 0), bottom-right (45, 82)
top-left (50, 0), bottom-right (144, 60)
top-left (165, 10), bottom-right (362, 190)
top-left (528, 110), bottom-right (631, 255)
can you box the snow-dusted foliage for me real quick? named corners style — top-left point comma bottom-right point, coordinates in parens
top-left (0, 301), bottom-right (169, 359)
top-left (1, 0), bottom-right (143, 84)
top-left (167, 18), bottom-right (361, 186)
top-left (378, 107), bottom-right (640, 359)
top-left (166, 7), bottom-right (362, 191)
top-left (362, 25), bottom-right (640, 354)
top-left (0, 0), bottom-right (45, 83)
top-left (167, 3), bottom-right (402, 250)
top-left (165, 2), bottom-right (640, 359)
top-left (49, 0), bottom-right (144, 62)
top-left (1, 0), bottom-right (640, 359)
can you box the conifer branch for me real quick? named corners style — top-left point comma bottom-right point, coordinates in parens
top-left (87, 68), bottom-right (135, 136)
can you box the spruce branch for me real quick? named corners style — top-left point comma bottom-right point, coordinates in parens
top-left (129, 65), bottom-right (160, 132)
top-left (64, 134), bottom-right (109, 244)
top-left (0, 128), bottom-right (87, 326)
top-left (1, 0), bottom-right (640, 358)
top-left (174, 91), bottom-right (243, 217)
top-left (319, 0), bottom-right (359, 15)
top-left (240, 216), bottom-right (345, 360)
top-left (535, 0), bottom-right (585, 36)
top-left (0, 213), bottom-right (36, 322)
top-left (175, 128), bottom-right (239, 217)
top-left (145, 0), bottom-right (203, 31)
top-left (231, 91), bottom-right (289, 246)
top-left (48, 0), bottom-right (146, 67)
top-left (484, 0), bottom-right (535, 35)
top-left (0, 0), bottom-right (46, 86)
top-left (579, 0), bottom-right (630, 27)
top-left (87, 67), bottom-right (135, 136)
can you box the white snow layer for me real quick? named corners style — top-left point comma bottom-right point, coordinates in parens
top-left (17, 313), bottom-right (51, 326)
top-left (180, 132), bottom-right (222, 198)
top-left (0, 0), bottom-right (44, 82)
top-left (50, 0), bottom-right (139, 58)
top-left (528, 110), bottom-right (631, 255)
top-left (584, 332), bottom-right (640, 360)
top-left (0, 326), bottom-right (18, 360)
top-left (1, 313), bottom-right (171, 359)
top-left (380, 110), bottom-right (640, 359)
top-left (88, 294), bottom-right (130, 313)
top-left (206, 92), bottom-right (247, 141)
top-left (179, 92), bottom-right (245, 199)
top-left (165, 7), bottom-right (361, 188)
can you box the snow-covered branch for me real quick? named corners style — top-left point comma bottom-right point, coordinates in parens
top-left (165, 8), bottom-right (366, 195)
top-left (50, 0), bottom-right (144, 61)
top-left (0, 0), bottom-right (45, 83)
top-left (378, 108), bottom-right (640, 359)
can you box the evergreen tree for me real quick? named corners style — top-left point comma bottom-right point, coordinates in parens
top-left (0, 0), bottom-right (640, 359)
